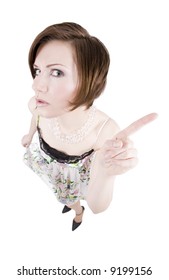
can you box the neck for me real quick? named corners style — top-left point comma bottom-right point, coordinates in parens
top-left (57, 105), bottom-right (90, 133)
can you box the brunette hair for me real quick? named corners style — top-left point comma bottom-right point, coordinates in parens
top-left (29, 22), bottom-right (110, 110)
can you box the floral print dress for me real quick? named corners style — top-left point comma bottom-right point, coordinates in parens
top-left (23, 126), bottom-right (95, 206)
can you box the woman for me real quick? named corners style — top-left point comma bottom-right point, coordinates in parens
top-left (21, 22), bottom-right (157, 230)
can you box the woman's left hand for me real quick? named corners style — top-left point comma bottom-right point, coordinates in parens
top-left (103, 113), bottom-right (158, 176)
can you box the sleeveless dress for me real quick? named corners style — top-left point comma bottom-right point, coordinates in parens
top-left (23, 117), bottom-right (109, 206)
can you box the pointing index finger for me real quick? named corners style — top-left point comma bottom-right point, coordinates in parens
top-left (115, 113), bottom-right (158, 140)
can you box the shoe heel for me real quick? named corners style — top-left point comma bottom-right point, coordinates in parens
top-left (72, 206), bottom-right (85, 231)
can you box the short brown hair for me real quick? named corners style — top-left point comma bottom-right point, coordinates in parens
top-left (28, 22), bottom-right (110, 110)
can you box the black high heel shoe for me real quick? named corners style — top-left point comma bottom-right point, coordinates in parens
top-left (72, 206), bottom-right (85, 231)
top-left (62, 205), bottom-right (72, 213)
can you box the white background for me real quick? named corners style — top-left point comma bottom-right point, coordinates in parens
top-left (0, 0), bottom-right (168, 279)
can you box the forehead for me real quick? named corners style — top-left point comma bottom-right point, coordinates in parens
top-left (34, 40), bottom-right (75, 67)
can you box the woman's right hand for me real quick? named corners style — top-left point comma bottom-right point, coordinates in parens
top-left (102, 113), bottom-right (158, 176)
top-left (21, 134), bottom-right (32, 148)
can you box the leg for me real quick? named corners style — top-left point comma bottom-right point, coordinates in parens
top-left (68, 200), bottom-right (84, 223)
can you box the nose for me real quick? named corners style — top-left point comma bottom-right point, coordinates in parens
top-left (32, 75), bottom-right (48, 93)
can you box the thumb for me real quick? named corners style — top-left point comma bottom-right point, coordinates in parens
top-left (112, 139), bottom-right (123, 148)
top-left (106, 139), bottom-right (123, 149)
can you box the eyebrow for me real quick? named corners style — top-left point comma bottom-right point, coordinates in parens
top-left (33, 63), bottom-right (68, 68)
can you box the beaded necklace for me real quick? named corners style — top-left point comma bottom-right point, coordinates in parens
top-left (47, 106), bottom-right (96, 144)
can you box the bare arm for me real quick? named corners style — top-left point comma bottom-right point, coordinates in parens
top-left (86, 113), bottom-right (158, 213)
top-left (21, 97), bottom-right (38, 147)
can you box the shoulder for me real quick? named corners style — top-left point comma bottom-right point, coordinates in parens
top-left (102, 117), bottom-right (120, 137)
top-left (28, 96), bottom-right (38, 117)
top-left (96, 108), bottom-right (120, 136)
top-left (28, 96), bottom-right (36, 112)
top-left (94, 108), bottom-right (120, 148)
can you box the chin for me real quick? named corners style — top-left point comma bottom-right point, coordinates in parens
top-left (36, 107), bottom-right (65, 118)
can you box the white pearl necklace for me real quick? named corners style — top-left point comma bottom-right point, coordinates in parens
top-left (47, 107), bottom-right (96, 144)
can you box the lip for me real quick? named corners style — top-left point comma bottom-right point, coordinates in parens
top-left (36, 98), bottom-right (49, 107)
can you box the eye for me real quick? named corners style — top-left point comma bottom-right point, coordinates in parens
top-left (33, 68), bottom-right (41, 77)
top-left (51, 69), bottom-right (64, 77)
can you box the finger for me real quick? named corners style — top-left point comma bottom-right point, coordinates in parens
top-left (114, 148), bottom-right (137, 160)
top-left (25, 143), bottom-right (30, 148)
top-left (122, 138), bottom-right (134, 149)
top-left (105, 139), bottom-right (123, 149)
top-left (107, 138), bottom-right (134, 149)
top-left (105, 147), bottom-right (127, 159)
top-left (105, 139), bottom-right (134, 157)
top-left (105, 157), bottom-right (138, 168)
top-left (105, 148), bottom-right (137, 162)
top-left (115, 112), bottom-right (158, 140)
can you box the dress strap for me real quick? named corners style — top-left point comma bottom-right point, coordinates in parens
top-left (93, 117), bottom-right (110, 149)
top-left (36, 115), bottom-right (42, 136)
top-left (37, 115), bottom-right (40, 127)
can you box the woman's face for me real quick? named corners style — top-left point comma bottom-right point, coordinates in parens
top-left (32, 40), bottom-right (78, 118)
